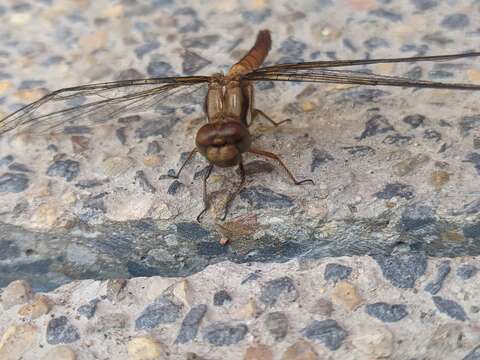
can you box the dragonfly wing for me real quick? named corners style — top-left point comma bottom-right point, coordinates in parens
top-left (0, 76), bottom-right (210, 136)
top-left (245, 67), bottom-right (480, 91)
top-left (249, 51), bottom-right (480, 71)
top-left (246, 52), bottom-right (480, 90)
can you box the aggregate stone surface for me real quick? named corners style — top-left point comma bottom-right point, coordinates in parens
top-left (0, 0), bottom-right (479, 358)
top-left (0, 0), bottom-right (478, 290)
top-left (0, 257), bottom-right (479, 359)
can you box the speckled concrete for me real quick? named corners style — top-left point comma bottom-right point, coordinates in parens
top-left (1, 257), bottom-right (480, 360)
top-left (0, 0), bottom-right (479, 358)
top-left (0, 0), bottom-right (479, 290)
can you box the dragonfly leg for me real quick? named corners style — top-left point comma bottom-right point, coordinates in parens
top-left (248, 147), bottom-right (314, 185)
top-left (250, 109), bottom-right (291, 127)
top-left (196, 163), bottom-right (214, 222)
top-left (221, 159), bottom-right (246, 221)
top-left (167, 148), bottom-right (197, 179)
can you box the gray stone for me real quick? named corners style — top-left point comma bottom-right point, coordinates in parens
top-left (357, 114), bottom-right (394, 140)
top-left (135, 41), bottom-right (160, 58)
top-left (324, 263), bottom-right (352, 283)
top-left (465, 153), bottom-right (480, 175)
top-left (463, 222), bottom-right (480, 239)
top-left (0, 172), bottom-right (29, 193)
top-left (0, 155), bottom-right (14, 166)
top-left (373, 254), bottom-right (427, 288)
top-left (432, 296), bottom-right (467, 321)
top-left (46, 316), bottom-right (80, 344)
top-left (8, 163), bottom-right (32, 173)
top-left (336, 89), bottom-right (389, 104)
top-left (440, 14), bottom-right (469, 30)
top-left (264, 311), bottom-right (288, 341)
top-left (420, 33), bottom-right (451, 46)
top-left (135, 117), bottom-right (180, 139)
top-left (181, 35), bottom-right (219, 49)
top-left (135, 297), bottom-right (183, 330)
top-left (460, 115), bottom-right (480, 136)
top-left (278, 37), bottom-right (307, 58)
top-left (240, 186), bottom-right (294, 209)
top-left (411, 0), bottom-right (438, 11)
top-left (77, 298), bottom-right (100, 319)
top-left (369, 8), bottom-right (402, 21)
top-left (167, 180), bottom-right (184, 195)
top-left (176, 304), bottom-right (207, 344)
top-left (457, 265), bottom-right (478, 280)
top-left (147, 60), bottom-right (174, 77)
top-left (464, 345), bottom-right (480, 360)
top-left (400, 204), bottom-right (436, 233)
top-left (115, 127), bottom-right (127, 145)
top-left (260, 276), bottom-right (298, 307)
top-left (242, 9), bottom-right (271, 24)
top-left (134, 170), bottom-right (156, 194)
top-left (364, 37), bottom-right (390, 50)
top-left (213, 290), bottom-right (232, 306)
top-left (46, 160), bottom-right (80, 182)
top-left (63, 126), bottom-right (92, 134)
top-left (301, 319), bottom-right (347, 350)
top-left (375, 183), bottom-right (415, 200)
top-left (173, 7), bottom-right (203, 33)
top-left (146, 140), bottom-right (161, 154)
top-left (403, 114), bottom-right (425, 128)
top-left (382, 133), bottom-right (414, 145)
top-left (0, 240), bottom-right (20, 260)
top-left (341, 145), bottom-right (375, 157)
top-left (423, 129), bottom-right (442, 142)
top-left (176, 222), bottom-right (210, 240)
top-left (203, 322), bottom-right (248, 346)
top-left (94, 313), bottom-right (128, 332)
top-left (182, 51), bottom-right (211, 75)
top-left (311, 148), bottom-right (334, 172)
top-left (366, 303), bottom-right (408, 322)
top-left (425, 260), bottom-right (450, 295)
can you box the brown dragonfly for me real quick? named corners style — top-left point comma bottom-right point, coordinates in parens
top-left (1, 29), bottom-right (480, 221)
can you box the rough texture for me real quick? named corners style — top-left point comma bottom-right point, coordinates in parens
top-left (0, 258), bottom-right (478, 359)
top-left (0, 0), bottom-right (479, 359)
top-left (0, 0), bottom-right (479, 291)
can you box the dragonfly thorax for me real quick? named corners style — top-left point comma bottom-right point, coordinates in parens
top-left (205, 77), bottom-right (248, 126)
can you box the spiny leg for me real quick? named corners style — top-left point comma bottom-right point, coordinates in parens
top-left (196, 163), bottom-right (214, 222)
top-left (221, 159), bottom-right (246, 221)
top-left (251, 109), bottom-right (292, 127)
top-left (248, 147), bottom-right (314, 185)
top-left (167, 148), bottom-right (197, 179)
top-left (246, 83), bottom-right (290, 127)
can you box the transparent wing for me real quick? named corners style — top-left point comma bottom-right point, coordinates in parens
top-left (245, 52), bottom-right (480, 90)
top-left (0, 76), bottom-right (210, 136)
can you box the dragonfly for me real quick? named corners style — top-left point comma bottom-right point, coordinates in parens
top-left (1, 29), bottom-right (480, 221)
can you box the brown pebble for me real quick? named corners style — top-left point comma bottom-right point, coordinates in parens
top-left (1, 280), bottom-right (34, 310)
top-left (0, 323), bottom-right (38, 360)
top-left (18, 295), bottom-right (53, 319)
top-left (106, 278), bottom-right (127, 302)
top-left (244, 344), bottom-right (273, 360)
top-left (281, 340), bottom-right (318, 360)
top-left (392, 154), bottom-right (430, 176)
top-left (41, 345), bottom-right (76, 360)
top-left (331, 281), bottom-right (363, 311)
top-left (127, 336), bottom-right (164, 360)
top-left (431, 170), bottom-right (450, 191)
top-left (310, 298), bottom-right (333, 316)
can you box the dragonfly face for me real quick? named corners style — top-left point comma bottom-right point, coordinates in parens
top-left (195, 120), bottom-right (251, 167)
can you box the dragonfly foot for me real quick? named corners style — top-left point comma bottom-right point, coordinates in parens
top-left (295, 178), bottom-right (315, 185)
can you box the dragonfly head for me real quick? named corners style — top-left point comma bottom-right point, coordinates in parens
top-left (196, 121), bottom-right (251, 167)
